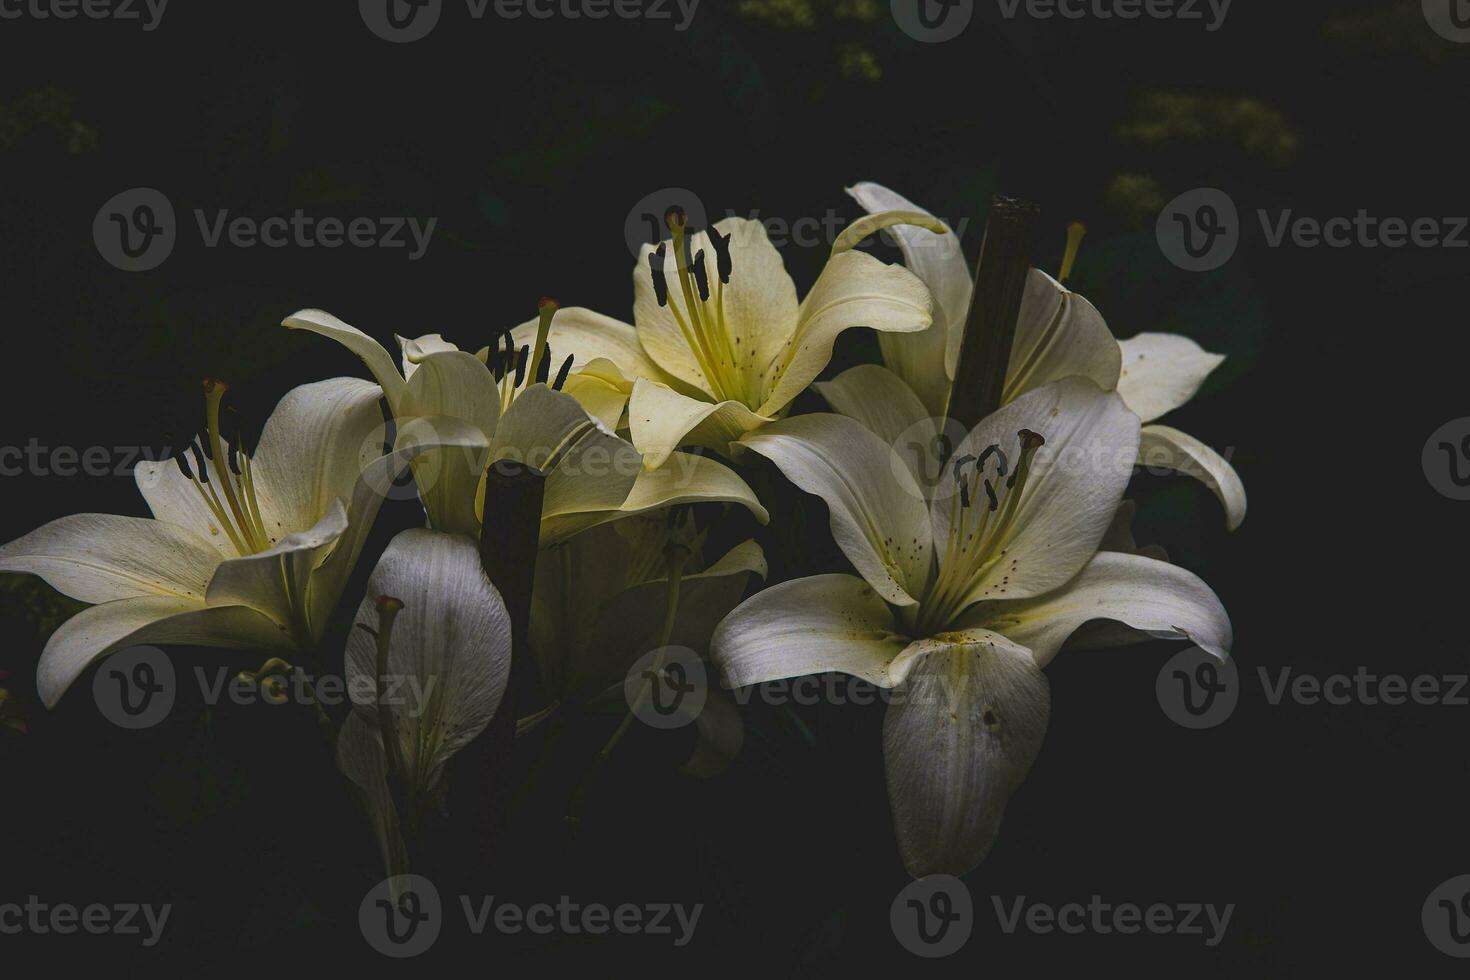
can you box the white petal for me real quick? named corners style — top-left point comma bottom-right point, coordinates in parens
top-left (0, 514), bottom-right (220, 604)
top-left (933, 379), bottom-right (1139, 608)
top-left (738, 413), bottom-right (933, 607)
top-left (711, 573), bottom-right (910, 689)
top-left (560, 361), bottom-right (632, 430)
top-left (508, 307), bottom-right (676, 390)
top-left (204, 500), bottom-right (348, 635)
top-left (249, 377), bottom-right (387, 543)
top-left (985, 551), bottom-right (1232, 668)
top-left (344, 529), bottom-right (512, 791)
top-left (336, 712), bottom-right (410, 882)
top-left (396, 333), bottom-right (460, 381)
top-left (1139, 424), bottom-right (1247, 531)
top-left (1116, 332), bottom-right (1225, 423)
top-left (846, 182), bottom-right (974, 418)
top-left (627, 378), bottom-right (769, 472)
top-left (37, 595), bottom-right (288, 708)
top-left (397, 351), bottom-right (502, 536)
top-left (134, 443), bottom-right (243, 559)
top-left (542, 449), bottom-right (768, 543)
top-left (814, 363), bottom-right (932, 447)
top-left (1003, 269), bottom-right (1122, 403)
top-left (283, 309), bottom-right (406, 406)
top-left (883, 629), bottom-right (1048, 877)
top-left (758, 249), bottom-right (932, 415)
top-left (635, 217), bottom-right (800, 399)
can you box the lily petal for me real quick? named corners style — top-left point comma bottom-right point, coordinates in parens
top-left (398, 351), bottom-right (503, 536)
top-left (1139, 424), bottom-right (1247, 531)
top-left (628, 378), bottom-right (770, 472)
top-left (814, 364), bottom-right (939, 495)
top-left (204, 500), bottom-right (349, 636)
top-left (1004, 270), bottom-right (1122, 403)
top-left (739, 413), bottom-right (933, 606)
top-left (986, 551), bottom-right (1233, 668)
top-left (37, 595), bottom-right (288, 708)
top-left (711, 573), bottom-right (910, 689)
top-left (509, 307), bottom-right (677, 391)
top-left (758, 249), bottom-right (932, 416)
top-left (283, 309), bottom-right (406, 406)
top-left (249, 377), bottom-right (387, 544)
top-left (1116, 333), bottom-right (1225, 423)
top-left (396, 333), bottom-right (460, 381)
top-left (0, 514), bottom-right (219, 604)
top-left (934, 379), bottom-right (1139, 608)
top-left (134, 441), bottom-right (244, 559)
top-left (344, 529), bottom-right (512, 791)
top-left (882, 628), bottom-right (1049, 877)
top-left (846, 182), bottom-right (973, 417)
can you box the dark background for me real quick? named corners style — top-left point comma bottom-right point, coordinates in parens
top-left (1, 0), bottom-right (1465, 974)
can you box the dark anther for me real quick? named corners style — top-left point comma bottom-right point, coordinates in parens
top-left (650, 243), bottom-right (670, 307)
top-left (710, 226), bottom-right (733, 283)
top-left (691, 249), bottom-right (710, 302)
top-left (227, 441), bottom-right (242, 476)
top-left (976, 444), bottom-right (1008, 478)
top-left (534, 344), bottom-right (553, 385)
top-left (514, 344), bottom-right (530, 387)
top-left (951, 453), bottom-right (977, 507)
top-left (552, 354), bottom-right (575, 391)
top-left (983, 480), bottom-right (999, 512)
top-left (958, 477), bottom-right (971, 509)
top-left (174, 448), bottom-right (195, 480)
top-left (189, 441), bottom-right (209, 483)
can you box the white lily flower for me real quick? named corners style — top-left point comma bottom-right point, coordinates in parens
top-left (0, 378), bottom-right (479, 708)
top-left (337, 529), bottom-right (512, 883)
top-left (504, 213), bottom-right (935, 471)
top-left (711, 379), bottom-right (1232, 876)
top-left (533, 511), bottom-right (767, 777)
top-left (284, 307), bottom-right (768, 542)
top-left (835, 181), bottom-right (1246, 530)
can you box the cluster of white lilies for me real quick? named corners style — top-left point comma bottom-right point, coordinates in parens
top-left (0, 182), bottom-right (1243, 883)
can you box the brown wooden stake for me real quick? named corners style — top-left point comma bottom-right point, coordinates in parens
top-left (946, 195), bottom-right (1041, 439)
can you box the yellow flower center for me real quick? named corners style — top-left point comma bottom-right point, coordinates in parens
top-left (174, 379), bottom-right (272, 555)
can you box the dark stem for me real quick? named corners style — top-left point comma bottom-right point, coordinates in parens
top-left (946, 195), bottom-right (1041, 441)
top-left (475, 458), bottom-right (547, 864)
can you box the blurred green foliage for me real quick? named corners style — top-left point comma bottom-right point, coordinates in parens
top-left (0, 86), bottom-right (98, 154)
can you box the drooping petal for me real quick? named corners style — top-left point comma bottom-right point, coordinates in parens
top-left (36, 595), bottom-right (289, 708)
top-left (1003, 269), bottom-right (1122, 404)
top-left (758, 249), bottom-right (932, 416)
top-left (1139, 424), bottom-right (1247, 531)
top-left (882, 629), bottom-right (1049, 878)
top-left (204, 500), bottom-right (348, 636)
top-left (343, 529), bottom-right (512, 792)
top-left (711, 573), bottom-right (910, 689)
top-left (559, 358), bottom-right (633, 430)
top-left (627, 378), bottom-right (770, 472)
top-left (933, 379), bottom-right (1139, 608)
top-left (814, 363), bottom-right (940, 496)
top-left (634, 218), bottom-right (800, 399)
top-left (738, 413), bottom-right (933, 607)
top-left (336, 712), bottom-right (410, 884)
top-left (282, 309), bottom-right (406, 406)
top-left (846, 182), bottom-right (974, 417)
top-left (983, 551), bottom-right (1233, 668)
top-left (249, 378), bottom-right (387, 543)
top-left (0, 514), bottom-right (220, 604)
top-left (1115, 333), bottom-right (1225, 423)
